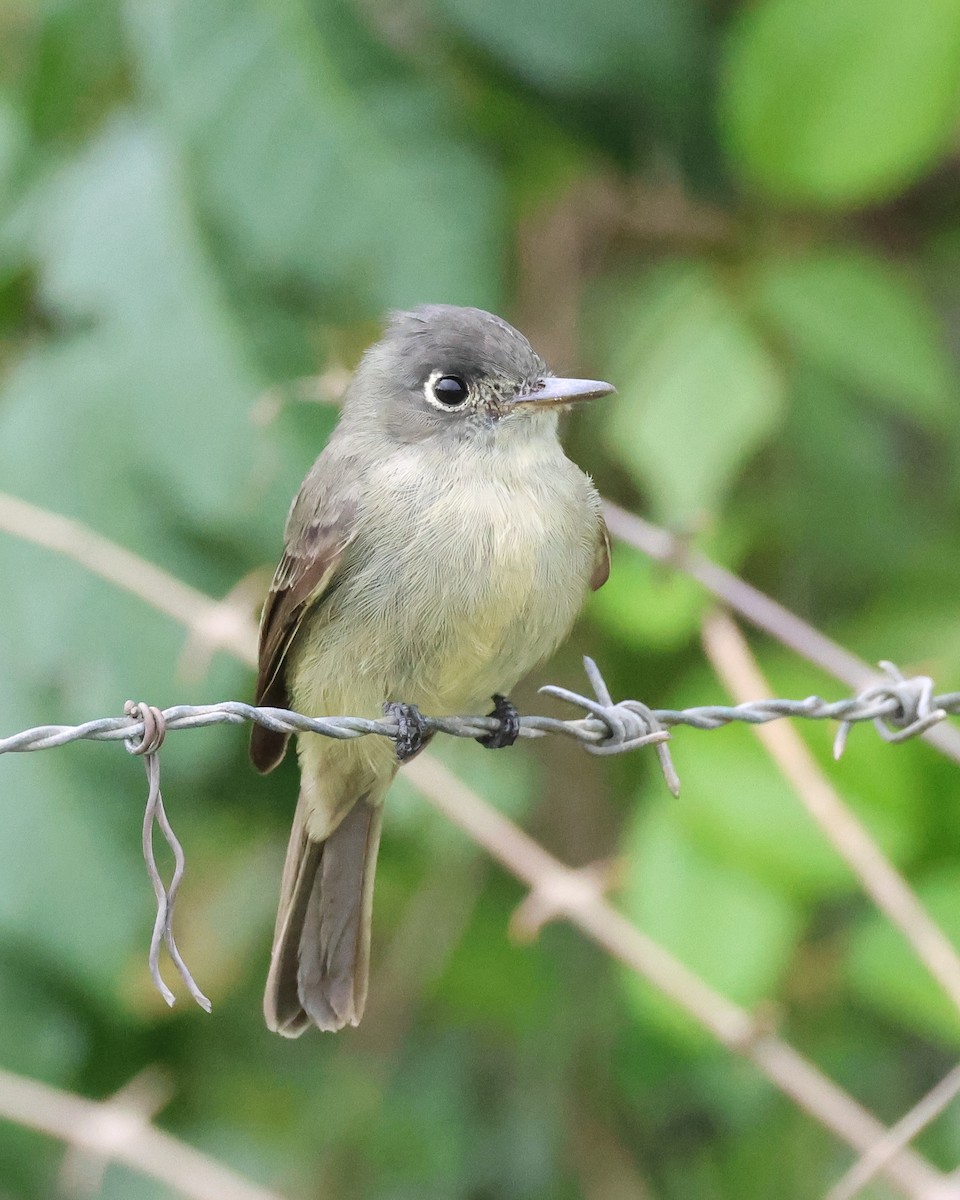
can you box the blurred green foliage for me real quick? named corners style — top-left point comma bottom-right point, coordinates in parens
top-left (1, 0), bottom-right (960, 1197)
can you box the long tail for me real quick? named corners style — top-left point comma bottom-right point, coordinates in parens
top-left (264, 792), bottom-right (383, 1036)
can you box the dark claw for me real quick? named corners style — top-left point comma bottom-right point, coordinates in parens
top-left (478, 694), bottom-right (521, 750)
top-left (385, 702), bottom-right (429, 762)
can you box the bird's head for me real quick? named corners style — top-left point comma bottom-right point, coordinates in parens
top-left (341, 305), bottom-right (614, 446)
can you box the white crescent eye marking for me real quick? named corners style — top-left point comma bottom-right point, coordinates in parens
top-left (424, 369), bottom-right (471, 411)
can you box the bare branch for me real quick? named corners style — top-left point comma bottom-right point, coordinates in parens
top-left (602, 501), bottom-right (960, 768)
top-left (0, 490), bottom-right (258, 669)
top-left (249, 366), bottom-right (352, 426)
top-left (826, 1065), bottom-right (960, 1200)
top-left (404, 755), bottom-right (954, 1200)
top-left (0, 1067), bottom-right (285, 1200)
top-left (701, 609), bottom-right (960, 1018)
top-left (58, 1067), bottom-right (173, 1196)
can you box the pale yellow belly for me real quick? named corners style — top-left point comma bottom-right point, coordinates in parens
top-left (287, 444), bottom-right (600, 838)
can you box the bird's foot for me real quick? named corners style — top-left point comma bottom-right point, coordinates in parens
top-left (385, 701), bottom-right (429, 762)
top-left (477, 694), bottom-right (521, 749)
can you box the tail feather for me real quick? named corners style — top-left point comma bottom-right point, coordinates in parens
top-left (264, 794), bottom-right (383, 1036)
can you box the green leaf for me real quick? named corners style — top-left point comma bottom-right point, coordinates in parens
top-left (18, 0), bottom-right (126, 144)
top-left (630, 652), bottom-right (919, 897)
top-left (0, 117), bottom-right (266, 718)
top-left (847, 867), bottom-right (960, 1046)
top-left (0, 95), bottom-right (23, 202)
top-left (585, 543), bottom-right (706, 650)
top-left (127, 0), bottom-right (504, 312)
top-left (721, 0), bottom-right (960, 206)
top-left (620, 805), bottom-right (801, 1039)
top-left (435, 902), bottom-right (558, 1035)
top-left (0, 966), bottom-right (87, 1080)
top-left (751, 251), bottom-right (954, 423)
top-left (849, 589), bottom-right (960, 686)
top-left (771, 369), bottom-right (936, 599)
top-left (0, 671), bottom-right (150, 997)
top-left (10, 116), bottom-right (266, 528)
top-left (434, 0), bottom-right (700, 99)
top-left (603, 262), bottom-right (785, 523)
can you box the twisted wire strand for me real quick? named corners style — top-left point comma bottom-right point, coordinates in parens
top-left (1, 659), bottom-right (954, 764)
top-left (0, 658), bottom-right (952, 1010)
top-left (123, 701), bottom-right (211, 1011)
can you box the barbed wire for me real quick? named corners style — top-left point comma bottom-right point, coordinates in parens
top-left (2, 657), bottom-right (954, 769)
top-left (0, 657), bottom-right (954, 1011)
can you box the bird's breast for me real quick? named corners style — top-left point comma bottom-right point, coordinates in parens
top-left (353, 445), bottom-right (598, 707)
top-left (293, 440), bottom-right (601, 719)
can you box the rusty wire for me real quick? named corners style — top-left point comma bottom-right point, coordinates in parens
top-left (0, 658), bottom-right (954, 1010)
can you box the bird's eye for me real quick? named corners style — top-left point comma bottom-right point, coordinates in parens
top-left (431, 375), bottom-right (469, 407)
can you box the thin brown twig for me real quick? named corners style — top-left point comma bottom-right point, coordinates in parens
top-left (0, 1068), bottom-right (285, 1200)
top-left (602, 500), bottom-right (960, 767)
top-left (826, 1065), bottom-right (960, 1200)
top-left (249, 366), bottom-right (352, 426)
top-left (602, 502), bottom-right (875, 687)
top-left (701, 608), bottom-right (960, 1018)
top-left (404, 755), bottom-right (954, 1200)
top-left (177, 569), bottom-right (269, 681)
top-left (0, 491), bottom-right (259, 669)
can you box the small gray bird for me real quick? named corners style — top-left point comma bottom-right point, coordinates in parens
top-left (251, 305), bottom-right (613, 1035)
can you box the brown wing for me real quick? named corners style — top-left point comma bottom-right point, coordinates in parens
top-left (250, 504), bottom-right (356, 773)
top-left (590, 515), bottom-right (611, 591)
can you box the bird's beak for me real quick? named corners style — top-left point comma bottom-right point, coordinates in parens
top-left (512, 376), bottom-right (616, 409)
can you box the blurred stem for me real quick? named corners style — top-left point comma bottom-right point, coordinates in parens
top-left (58, 1067), bottom-right (173, 1196)
top-left (0, 491), bottom-right (259, 669)
top-left (701, 608), bottom-right (960, 1017)
top-left (602, 500), bottom-right (960, 767)
top-left (405, 755), bottom-right (951, 1200)
top-left (0, 1068), bottom-right (284, 1200)
top-left (826, 1064), bottom-right (960, 1200)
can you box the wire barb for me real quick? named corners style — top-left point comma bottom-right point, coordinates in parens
top-left (833, 662), bottom-right (949, 760)
top-left (540, 656), bottom-right (680, 795)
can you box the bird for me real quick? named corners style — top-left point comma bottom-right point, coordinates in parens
top-left (250, 304), bottom-right (614, 1035)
